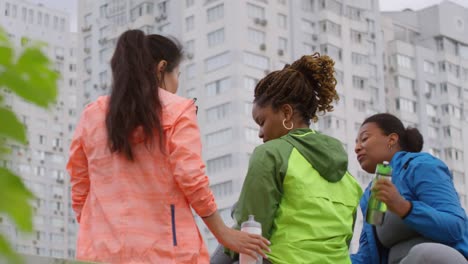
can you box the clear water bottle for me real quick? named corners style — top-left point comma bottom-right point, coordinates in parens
top-left (239, 215), bottom-right (262, 264)
top-left (366, 161), bottom-right (393, 226)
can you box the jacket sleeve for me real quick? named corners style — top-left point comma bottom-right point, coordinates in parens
top-left (168, 100), bottom-right (217, 217)
top-left (233, 146), bottom-right (283, 239)
top-left (351, 188), bottom-right (373, 264)
top-left (66, 113), bottom-right (90, 223)
top-left (403, 160), bottom-right (466, 244)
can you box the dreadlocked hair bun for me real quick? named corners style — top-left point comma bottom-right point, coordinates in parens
top-left (254, 52), bottom-right (338, 123)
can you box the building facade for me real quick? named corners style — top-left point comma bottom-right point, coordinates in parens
top-left (0, 0), bottom-right (78, 259)
top-left (382, 1), bottom-right (468, 207)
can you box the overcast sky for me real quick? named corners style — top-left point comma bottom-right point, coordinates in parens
top-left (26, 0), bottom-right (468, 32)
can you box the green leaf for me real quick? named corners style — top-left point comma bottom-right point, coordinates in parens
top-left (0, 234), bottom-right (22, 264)
top-left (0, 167), bottom-right (34, 232)
top-left (0, 107), bottom-right (26, 144)
top-left (0, 45), bottom-right (13, 66)
top-left (17, 47), bottom-right (49, 66)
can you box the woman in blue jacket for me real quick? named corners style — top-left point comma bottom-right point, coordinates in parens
top-left (352, 113), bottom-right (468, 264)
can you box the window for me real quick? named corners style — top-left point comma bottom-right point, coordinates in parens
top-left (186, 64), bottom-right (196, 79)
top-left (395, 98), bottom-right (416, 113)
top-left (301, 19), bottom-right (314, 31)
top-left (423, 60), bottom-right (435, 74)
top-left (205, 52), bottom-right (230, 72)
top-left (99, 48), bottom-right (111, 64)
top-left (426, 104), bottom-right (437, 117)
top-left (207, 155), bottom-right (232, 175)
top-left (353, 99), bottom-right (366, 112)
top-left (429, 148), bottom-right (441, 158)
top-left (44, 13), bottom-right (49, 26)
top-left (352, 52), bottom-right (368, 65)
top-left (441, 104), bottom-right (462, 119)
top-left (52, 138), bottom-right (61, 148)
top-left (185, 40), bottom-right (195, 55)
top-left (207, 4), bottom-right (223, 22)
top-left (206, 103), bottom-right (230, 122)
top-left (319, 0), bottom-right (342, 15)
top-left (11, 4), bottom-right (16, 18)
top-left (440, 83), bottom-right (448, 94)
top-left (244, 76), bottom-right (259, 93)
top-left (320, 20), bottom-right (341, 37)
top-left (4, 3), bottom-right (10, 16)
top-left (453, 171), bottom-right (465, 187)
top-left (99, 71), bottom-right (108, 86)
top-left (427, 126), bottom-right (438, 139)
top-left (395, 76), bottom-right (415, 90)
top-left (445, 148), bottom-right (464, 162)
top-left (206, 129), bottom-right (232, 147)
top-left (302, 0), bottom-right (314, 12)
top-left (245, 127), bottom-right (262, 144)
top-left (39, 135), bottom-right (46, 145)
top-left (186, 0), bottom-right (195, 7)
top-left (247, 3), bottom-right (265, 19)
top-left (335, 70), bottom-right (344, 84)
top-left (350, 30), bottom-right (363, 44)
top-left (28, 9), bottom-right (33, 24)
top-left (248, 28), bottom-right (265, 45)
top-left (186, 15), bottom-right (194, 31)
top-left (424, 82), bottom-right (436, 96)
top-left (243, 52), bottom-right (269, 70)
top-left (21, 7), bottom-right (26, 22)
top-left (60, 18), bottom-right (65, 31)
top-left (347, 6), bottom-right (362, 21)
top-left (396, 54), bottom-right (412, 69)
top-left (130, 2), bottom-right (154, 21)
top-left (51, 233), bottom-right (64, 244)
top-left (320, 44), bottom-right (342, 61)
top-left (205, 77), bottom-right (230, 96)
top-left (352, 76), bottom-right (366, 90)
top-left (278, 14), bottom-right (287, 29)
top-left (211, 180), bottom-right (233, 199)
top-left (53, 16), bottom-right (59, 29)
top-left (207, 28), bottom-right (224, 47)
top-left (278, 37), bottom-right (287, 52)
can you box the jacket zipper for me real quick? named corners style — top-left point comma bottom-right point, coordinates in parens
top-left (171, 204), bottom-right (177, 246)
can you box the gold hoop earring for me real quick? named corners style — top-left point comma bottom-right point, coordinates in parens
top-left (282, 119), bottom-right (294, 130)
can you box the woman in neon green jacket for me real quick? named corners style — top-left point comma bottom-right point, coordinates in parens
top-left (226, 53), bottom-right (363, 264)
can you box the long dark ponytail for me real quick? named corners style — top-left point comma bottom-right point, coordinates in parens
top-left (106, 29), bottom-right (182, 160)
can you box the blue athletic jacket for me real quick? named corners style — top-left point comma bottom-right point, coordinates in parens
top-left (351, 151), bottom-right (468, 264)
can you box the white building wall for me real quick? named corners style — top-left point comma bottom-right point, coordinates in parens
top-left (0, 0), bottom-right (78, 259)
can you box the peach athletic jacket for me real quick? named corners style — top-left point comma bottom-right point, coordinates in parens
top-left (67, 89), bottom-right (217, 263)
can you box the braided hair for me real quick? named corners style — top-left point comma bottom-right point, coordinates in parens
top-left (254, 52), bottom-right (339, 124)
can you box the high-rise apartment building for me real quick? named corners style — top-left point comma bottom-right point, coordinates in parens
top-left (0, 0), bottom-right (78, 259)
top-left (382, 1), bottom-right (468, 207)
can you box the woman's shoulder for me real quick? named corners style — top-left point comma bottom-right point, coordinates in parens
top-left (396, 152), bottom-right (451, 180)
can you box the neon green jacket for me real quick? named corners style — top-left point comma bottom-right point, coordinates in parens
top-left (232, 128), bottom-right (362, 264)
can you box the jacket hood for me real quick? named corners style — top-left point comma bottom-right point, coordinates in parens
top-left (282, 128), bottom-right (348, 182)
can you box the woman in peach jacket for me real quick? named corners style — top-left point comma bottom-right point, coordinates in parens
top-left (67, 29), bottom-right (269, 264)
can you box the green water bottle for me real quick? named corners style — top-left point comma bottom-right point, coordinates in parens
top-left (366, 161), bottom-right (392, 225)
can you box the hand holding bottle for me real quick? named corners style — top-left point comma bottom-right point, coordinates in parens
top-left (372, 179), bottom-right (412, 218)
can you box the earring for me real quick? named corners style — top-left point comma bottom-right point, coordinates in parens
top-left (387, 144), bottom-right (393, 151)
top-left (282, 119), bottom-right (294, 130)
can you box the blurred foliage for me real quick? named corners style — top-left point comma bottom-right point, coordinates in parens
top-left (0, 28), bottom-right (59, 263)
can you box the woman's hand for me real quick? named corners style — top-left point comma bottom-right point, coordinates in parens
top-left (373, 179), bottom-right (412, 218)
top-left (218, 228), bottom-right (271, 260)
